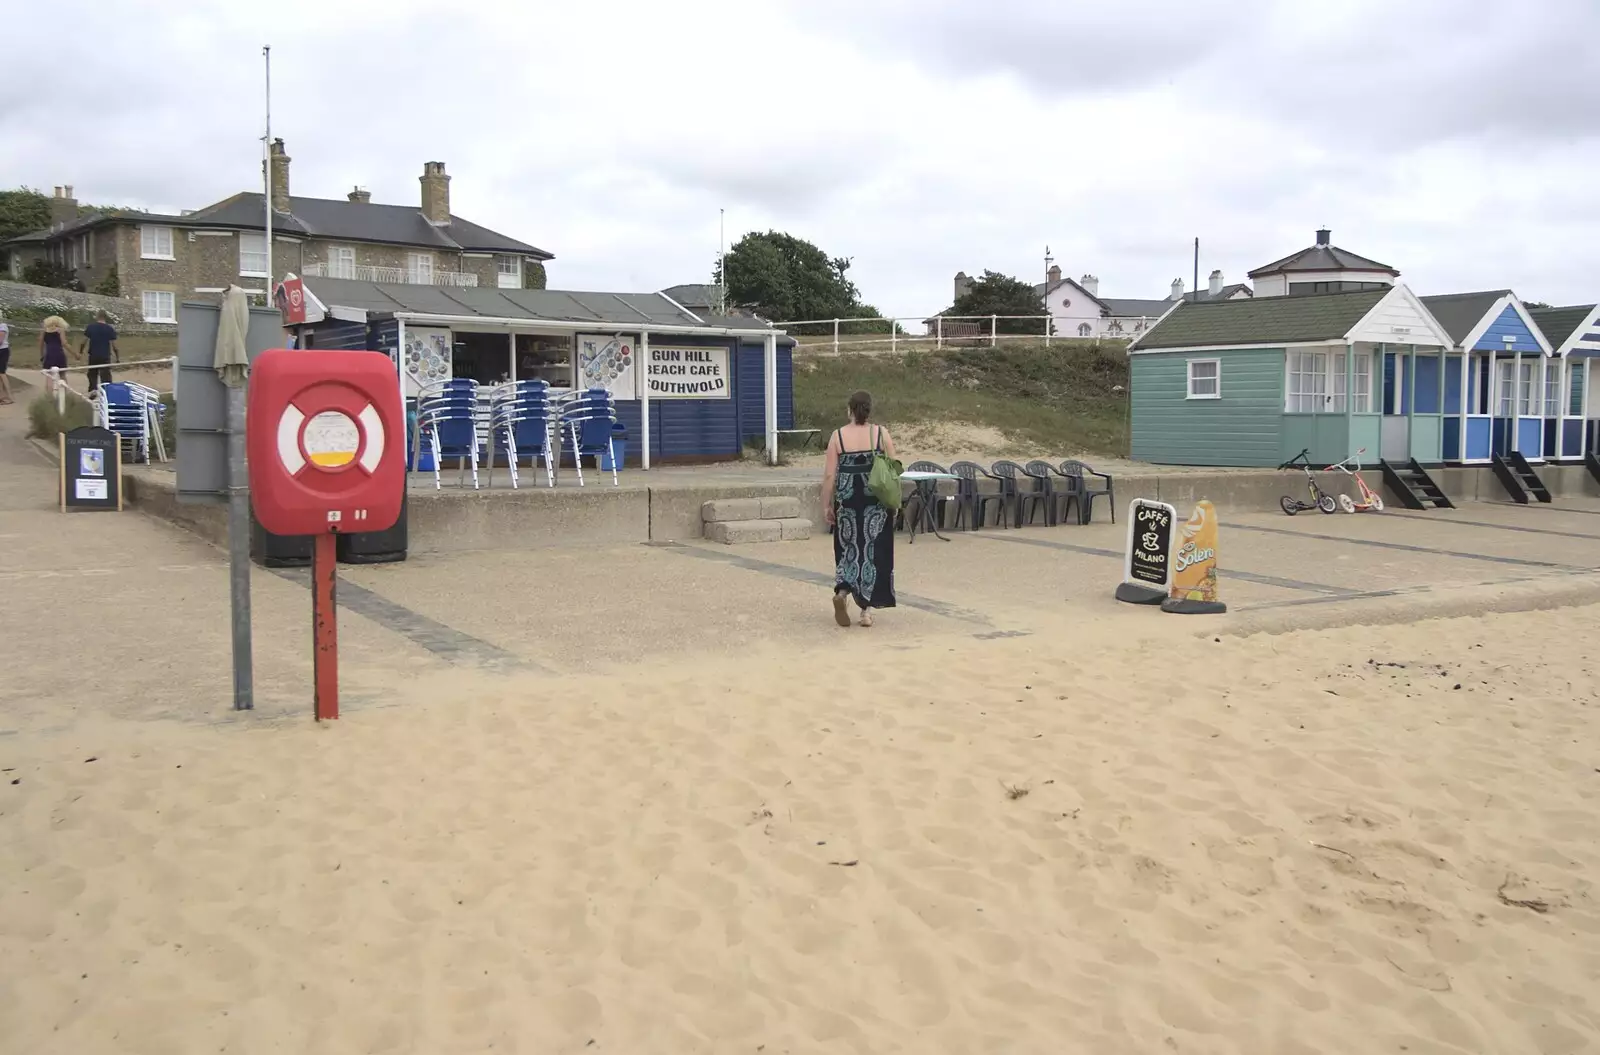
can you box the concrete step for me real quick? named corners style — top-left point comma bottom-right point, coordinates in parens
top-left (702, 495), bottom-right (804, 523)
top-left (705, 517), bottom-right (812, 544)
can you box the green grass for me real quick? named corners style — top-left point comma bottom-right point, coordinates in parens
top-left (4, 326), bottom-right (176, 369)
top-left (792, 340), bottom-right (1130, 457)
top-left (26, 392), bottom-right (94, 439)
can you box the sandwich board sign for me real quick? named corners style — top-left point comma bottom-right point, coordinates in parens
top-left (1114, 498), bottom-right (1175, 604)
top-left (1161, 500), bottom-right (1227, 615)
top-left (59, 426), bottom-right (122, 512)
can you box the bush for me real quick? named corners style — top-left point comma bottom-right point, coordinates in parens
top-left (20, 259), bottom-right (84, 291)
top-left (26, 392), bottom-right (94, 439)
top-left (94, 265), bottom-right (121, 297)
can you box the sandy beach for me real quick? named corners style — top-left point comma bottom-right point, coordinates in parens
top-left (3, 600), bottom-right (1597, 1054)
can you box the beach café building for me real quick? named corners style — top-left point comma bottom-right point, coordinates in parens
top-left (287, 276), bottom-right (796, 466)
top-left (1127, 283), bottom-right (1457, 467)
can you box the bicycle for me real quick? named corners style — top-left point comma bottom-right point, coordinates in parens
top-left (1276, 448), bottom-right (1338, 515)
top-left (1326, 448), bottom-right (1385, 513)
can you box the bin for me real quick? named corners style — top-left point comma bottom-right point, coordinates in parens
top-left (600, 423), bottom-right (628, 471)
top-left (250, 506), bottom-right (312, 568)
top-left (338, 490), bottom-right (408, 565)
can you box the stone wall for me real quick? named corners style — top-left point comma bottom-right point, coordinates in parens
top-left (0, 280), bottom-right (155, 331)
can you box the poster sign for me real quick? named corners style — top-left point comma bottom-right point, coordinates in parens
top-left (274, 274), bottom-right (308, 326)
top-left (401, 326), bottom-right (452, 399)
top-left (1115, 499), bottom-right (1176, 603)
top-left (575, 333), bottom-right (637, 398)
top-left (1161, 500), bottom-right (1227, 615)
top-left (60, 426), bottom-right (122, 512)
top-left (645, 345), bottom-right (730, 399)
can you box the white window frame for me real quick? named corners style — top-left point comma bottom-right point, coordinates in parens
top-left (407, 252), bottom-right (434, 284)
top-left (1285, 350), bottom-right (1330, 413)
top-left (327, 245), bottom-right (356, 280)
top-left (1517, 360), bottom-right (1536, 416)
top-left (140, 225), bottom-right (175, 260)
top-left (496, 255), bottom-right (522, 289)
top-left (141, 290), bottom-right (177, 324)
top-left (238, 232), bottom-right (268, 277)
top-left (1352, 351), bottom-right (1374, 414)
top-left (1543, 358), bottom-right (1560, 416)
top-left (1186, 358), bottom-right (1221, 400)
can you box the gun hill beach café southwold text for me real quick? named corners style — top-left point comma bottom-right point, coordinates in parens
top-left (646, 345), bottom-right (729, 398)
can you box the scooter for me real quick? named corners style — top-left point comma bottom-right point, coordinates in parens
top-left (1327, 448), bottom-right (1385, 513)
top-left (1276, 448), bottom-right (1338, 515)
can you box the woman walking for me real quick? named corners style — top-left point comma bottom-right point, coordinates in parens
top-left (39, 315), bottom-right (70, 396)
top-left (822, 389), bottom-right (897, 627)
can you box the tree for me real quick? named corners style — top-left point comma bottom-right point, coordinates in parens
top-left (0, 188), bottom-right (52, 243)
top-left (951, 270), bottom-right (1052, 335)
top-left (21, 259), bottom-right (83, 291)
top-left (523, 261), bottom-right (547, 290)
top-left (715, 230), bottom-right (864, 328)
top-left (94, 265), bottom-right (121, 297)
top-left (1524, 300), bottom-right (1552, 310)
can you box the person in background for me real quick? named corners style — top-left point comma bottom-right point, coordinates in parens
top-left (0, 309), bottom-right (13, 404)
top-left (821, 389), bottom-right (898, 627)
top-left (80, 311), bottom-right (119, 392)
top-left (38, 315), bottom-right (69, 396)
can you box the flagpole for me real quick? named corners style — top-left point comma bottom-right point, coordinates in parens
top-left (718, 208), bottom-right (726, 315)
top-left (264, 45), bottom-right (273, 296)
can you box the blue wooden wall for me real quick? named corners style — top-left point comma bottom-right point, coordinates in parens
top-left (1473, 305), bottom-right (1543, 353)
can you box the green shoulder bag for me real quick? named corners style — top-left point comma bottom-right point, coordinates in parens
top-left (866, 427), bottom-right (904, 511)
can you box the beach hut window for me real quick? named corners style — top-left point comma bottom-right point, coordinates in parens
top-left (1544, 362), bottom-right (1561, 416)
top-left (1186, 358), bottom-right (1220, 399)
top-left (1286, 350), bottom-right (1330, 413)
top-left (1497, 361), bottom-right (1515, 416)
top-left (1518, 362), bottom-right (1537, 415)
top-left (1353, 351), bottom-right (1374, 413)
top-left (1569, 362), bottom-right (1585, 416)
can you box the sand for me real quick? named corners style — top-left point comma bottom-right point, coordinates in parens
top-left (3, 603), bottom-right (1599, 1053)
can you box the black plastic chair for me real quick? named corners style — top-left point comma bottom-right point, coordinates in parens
top-left (903, 460), bottom-right (952, 538)
top-left (1057, 460), bottom-right (1115, 524)
top-left (949, 461), bottom-right (1006, 530)
top-left (1021, 460), bottom-right (1062, 526)
top-left (987, 461), bottom-right (1030, 528)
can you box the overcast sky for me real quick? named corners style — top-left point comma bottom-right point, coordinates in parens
top-left (4, 0), bottom-right (1598, 317)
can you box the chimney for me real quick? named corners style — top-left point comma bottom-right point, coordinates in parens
top-left (348, 186), bottom-right (371, 204)
top-left (1208, 269), bottom-right (1224, 296)
top-left (50, 185), bottom-right (78, 227)
top-left (420, 161), bottom-right (451, 225)
top-left (1170, 277), bottom-right (1185, 301)
top-left (264, 138), bottom-right (291, 214)
top-left (1080, 274), bottom-right (1099, 296)
top-left (1047, 264), bottom-right (1062, 284)
top-left (1315, 227), bottom-right (1331, 247)
top-left (953, 270), bottom-right (972, 302)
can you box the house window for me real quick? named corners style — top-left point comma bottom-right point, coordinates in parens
top-left (407, 252), bottom-right (434, 284)
top-left (1286, 350), bottom-right (1330, 412)
top-left (496, 255), bottom-right (522, 289)
top-left (239, 233), bottom-right (268, 277)
top-left (141, 290), bottom-right (176, 323)
top-left (1077, 323), bottom-right (1092, 337)
top-left (140, 226), bottom-right (174, 260)
top-left (1186, 358), bottom-right (1220, 399)
top-left (1060, 297), bottom-right (1071, 308)
top-left (327, 246), bottom-right (356, 279)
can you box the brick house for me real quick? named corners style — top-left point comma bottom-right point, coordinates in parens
top-left (2, 139), bottom-right (553, 325)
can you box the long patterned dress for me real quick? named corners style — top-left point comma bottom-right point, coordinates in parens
top-left (832, 430), bottom-right (896, 610)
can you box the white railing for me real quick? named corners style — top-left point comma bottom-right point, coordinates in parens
top-left (302, 261), bottom-right (479, 287)
top-left (771, 314), bottom-right (1139, 354)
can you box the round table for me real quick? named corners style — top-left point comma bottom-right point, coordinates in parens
top-left (900, 471), bottom-right (958, 542)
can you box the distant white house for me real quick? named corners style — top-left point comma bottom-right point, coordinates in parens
top-left (1246, 227), bottom-right (1399, 297)
top-left (1027, 267), bottom-right (1251, 339)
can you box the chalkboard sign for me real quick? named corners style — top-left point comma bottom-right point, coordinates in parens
top-left (1115, 498), bottom-right (1175, 604)
top-left (59, 426), bottom-right (123, 512)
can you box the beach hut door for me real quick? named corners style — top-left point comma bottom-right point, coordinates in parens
top-left (1379, 351), bottom-right (1408, 459)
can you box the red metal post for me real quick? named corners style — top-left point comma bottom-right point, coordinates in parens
top-left (313, 531), bottom-right (339, 721)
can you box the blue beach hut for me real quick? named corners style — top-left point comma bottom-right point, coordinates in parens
top-left (1529, 305), bottom-right (1600, 461)
top-left (1421, 291), bottom-right (1552, 464)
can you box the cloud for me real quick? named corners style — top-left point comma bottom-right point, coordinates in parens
top-left (2, 0), bottom-right (1599, 314)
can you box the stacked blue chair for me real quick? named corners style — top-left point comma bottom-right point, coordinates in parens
top-left (557, 387), bottom-right (619, 487)
top-left (487, 379), bottom-right (554, 489)
top-left (95, 381), bottom-right (158, 464)
top-left (414, 378), bottom-right (482, 489)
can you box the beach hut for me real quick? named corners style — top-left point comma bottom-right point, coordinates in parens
top-left (1529, 305), bottom-right (1600, 462)
top-left (1420, 291), bottom-right (1552, 464)
top-left (1127, 285), bottom-right (1455, 467)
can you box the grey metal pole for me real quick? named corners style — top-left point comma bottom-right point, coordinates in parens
top-left (227, 385), bottom-right (253, 709)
